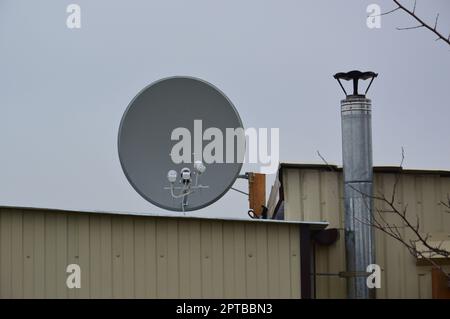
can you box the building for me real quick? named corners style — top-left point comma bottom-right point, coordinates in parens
top-left (1, 164), bottom-right (449, 299)
top-left (0, 205), bottom-right (326, 299)
top-left (267, 163), bottom-right (450, 298)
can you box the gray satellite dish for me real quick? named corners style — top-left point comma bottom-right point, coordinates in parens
top-left (118, 76), bottom-right (245, 212)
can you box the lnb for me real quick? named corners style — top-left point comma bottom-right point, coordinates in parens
top-left (194, 161), bottom-right (206, 174)
top-left (167, 170), bottom-right (177, 183)
top-left (180, 167), bottom-right (191, 184)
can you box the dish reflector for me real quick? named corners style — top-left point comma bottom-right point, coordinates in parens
top-left (118, 77), bottom-right (244, 212)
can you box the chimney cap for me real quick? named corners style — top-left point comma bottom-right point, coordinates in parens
top-left (333, 70), bottom-right (378, 96)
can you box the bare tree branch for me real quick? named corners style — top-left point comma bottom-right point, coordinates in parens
top-left (316, 150), bottom-right (336, 172)
top-left (349, 149), bottom-right (450, 279)
top-left (354, 212), bottom-right (447, 276)
top-left (315, 148), bottom-right (450, 279)
top-left (384, 0), bottom-right (450, 47)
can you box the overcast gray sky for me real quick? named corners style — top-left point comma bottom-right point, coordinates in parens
top-left (1, 0), bottom-right (449, 218)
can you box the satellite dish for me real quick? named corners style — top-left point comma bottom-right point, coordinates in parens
top-left (118, 76), bottom-right (245, 212)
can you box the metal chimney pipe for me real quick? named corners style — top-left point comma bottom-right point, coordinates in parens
top-left (334, 70), bottom-right (378, 299)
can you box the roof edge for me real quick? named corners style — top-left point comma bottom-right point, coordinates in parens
top-left (0, 204), bottom-right (329, 229)
top-left (279, 163), bottom-right (450, 177)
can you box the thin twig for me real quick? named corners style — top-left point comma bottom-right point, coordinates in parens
top-left (434, 13), bottom-right (439, 30)
top-left (316, 150), bottom-right (336, 171)
top-left (391, 0), bottom-right (450, 46)
top-left (397, 25), bottom-right (424, 31)
top-left (372, 6), bottom-right (401, 17)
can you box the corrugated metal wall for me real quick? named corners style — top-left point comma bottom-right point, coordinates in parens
top-left (0, 207), bottom-right (301, 299)
top-left (282, 167), bottom-right (450, 299)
